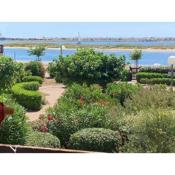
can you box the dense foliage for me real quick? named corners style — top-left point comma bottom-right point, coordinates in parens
top-left (11, 82), bottom-right (42, 110)
top-left (49, 49), bottom-right (126, 86)
top-left (69, 128), bottom-right (121, 152)
top-left (0, 94), bottom-right (29, 145)
top-left (106, 82), bottom-right (140, 106)
top-left (122, 110), bottom-right (175, 153)
top-left (40, 84), bottom-right (113, 146)
top-left (25, 131), bottom-right (61, 148)
top-left (25, 61), bottom-right (45, 78)
top-left (0, 56), bottom-right (19, 92)
top-left (125, 85), bottom-right (175, 112)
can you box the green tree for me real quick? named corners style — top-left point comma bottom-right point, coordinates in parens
top-left (28, 46), bottom-right (45, 61)
top-left (130, 49), bottom-right (142, 70)
top-left (52, 48), bottom-right (126, 86)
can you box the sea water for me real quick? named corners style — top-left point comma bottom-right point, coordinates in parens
top-left (3, 47), bottom-right (175, 65)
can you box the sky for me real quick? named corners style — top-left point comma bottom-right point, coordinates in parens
top-left (0, 22), bottom-right (175, 38)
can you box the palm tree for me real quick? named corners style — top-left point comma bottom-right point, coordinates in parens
top-left (28, 46), bottom-right (45, 61)
top-left (130, 49), bottom-right (142, 71)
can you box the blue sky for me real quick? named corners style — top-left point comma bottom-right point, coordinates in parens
top-left (0, 22), bottom-right (175, 38)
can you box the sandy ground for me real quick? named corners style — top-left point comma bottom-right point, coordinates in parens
top-left (26, 74), bottom-right (65, 121)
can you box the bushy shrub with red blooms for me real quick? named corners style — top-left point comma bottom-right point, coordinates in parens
top-left (31, 114), bottom-right (55, 133)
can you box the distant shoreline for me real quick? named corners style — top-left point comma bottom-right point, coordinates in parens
top-left (4, 46), bottom-right (175, 52)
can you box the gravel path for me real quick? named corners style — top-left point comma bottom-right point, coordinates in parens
top-left (26, 77), bottom-right (65, 121)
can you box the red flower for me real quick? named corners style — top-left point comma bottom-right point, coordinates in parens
top-left (48, 114), bottom-right (53, 121)
top-left (79, 96), bottom-right (84, 105)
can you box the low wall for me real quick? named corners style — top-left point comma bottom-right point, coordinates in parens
top-left (0, 144), bottom-right (89, 153)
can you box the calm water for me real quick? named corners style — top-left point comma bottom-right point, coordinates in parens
top-left (3, 40), bottom-right (175, 46)
top-left (3, 47), bottom-right (175, 65)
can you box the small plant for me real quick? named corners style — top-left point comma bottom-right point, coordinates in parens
top-left (25, 131), bottom-right (61, 148)
top-left (28, 46), bottom-right (45, 61)
top-left (69, 128), bottom-right (121, 152)
top-left (130, 49), bottom-right (142, 70)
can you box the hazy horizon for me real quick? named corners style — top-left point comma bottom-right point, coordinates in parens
top-left (0, 22), bottom-right (175, 38)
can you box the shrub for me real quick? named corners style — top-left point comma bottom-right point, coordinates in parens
top-left (45, 83), bottom-right (113, 146)
top-left (125, 85), bottom-right (175, 112)
top-left (140, 66), bottom-right (173, 73)
top-left (139, 78), bottom-right (175, 85)
top-left (47, 103), bottom-right (110, 146)
top-left (122, 70), bottom-right (132, 81)
top-left (25, 131), bottom-right (61, 148)
top-left (136, 72), bottom-right (169, 82)
top-left (0, 56), bottom-right (19, 92)
top-left (106, 82), bottom-right (141, 106)
top-left (11, 82), bottom-right (42, 110)
top-left (69, 128), bottom-right (121, 152)
top-left (48, 60), bottom-right (58, 78)
top-left (53, 48), bottom-right (126, 86)
top-left (15, 62), bottom-right (32, 83)
top-left (121, 110), bottom-right (175, 153)
top-left (25, 61), bottom-right (45, 78)
top-left (23, 76), bottom-right (43, 84)
top-left (0, 94), bottom-right (29, 145)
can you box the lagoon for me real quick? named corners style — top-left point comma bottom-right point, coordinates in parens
top-left (3, 47), bottom-right (175, 65)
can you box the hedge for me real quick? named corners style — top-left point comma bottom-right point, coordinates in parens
top-left (69, 128), bottom-right (121, 152)
top-left (139, 78), bottom-right (175, 85)
top-left (136, 72), bottom-right (169, 82)
top-left (140, 66), bottom-right (173, 73)
top-left (11, 82), bottom-right (42, 110)
top-left (23, 76), bottom-right (43, 84)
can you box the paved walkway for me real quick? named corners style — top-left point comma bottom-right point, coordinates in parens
top-left (26, 76), bottom-right (65, 121)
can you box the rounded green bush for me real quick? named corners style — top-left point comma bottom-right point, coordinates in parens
top-left (69, 128), bottom-right (121, 152)
top-left (11, 82), bottom-right (42, 110)
top-left (0, 94), bottom-right (29, 145)
top-left (25, 61), bottom-right (45, 78)
top-left (53, 48), bottom-right (126, 86)
top-left (25, 131), bottom-right (61, 148)
top-left (23, 76), bottom-right (43, 84)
